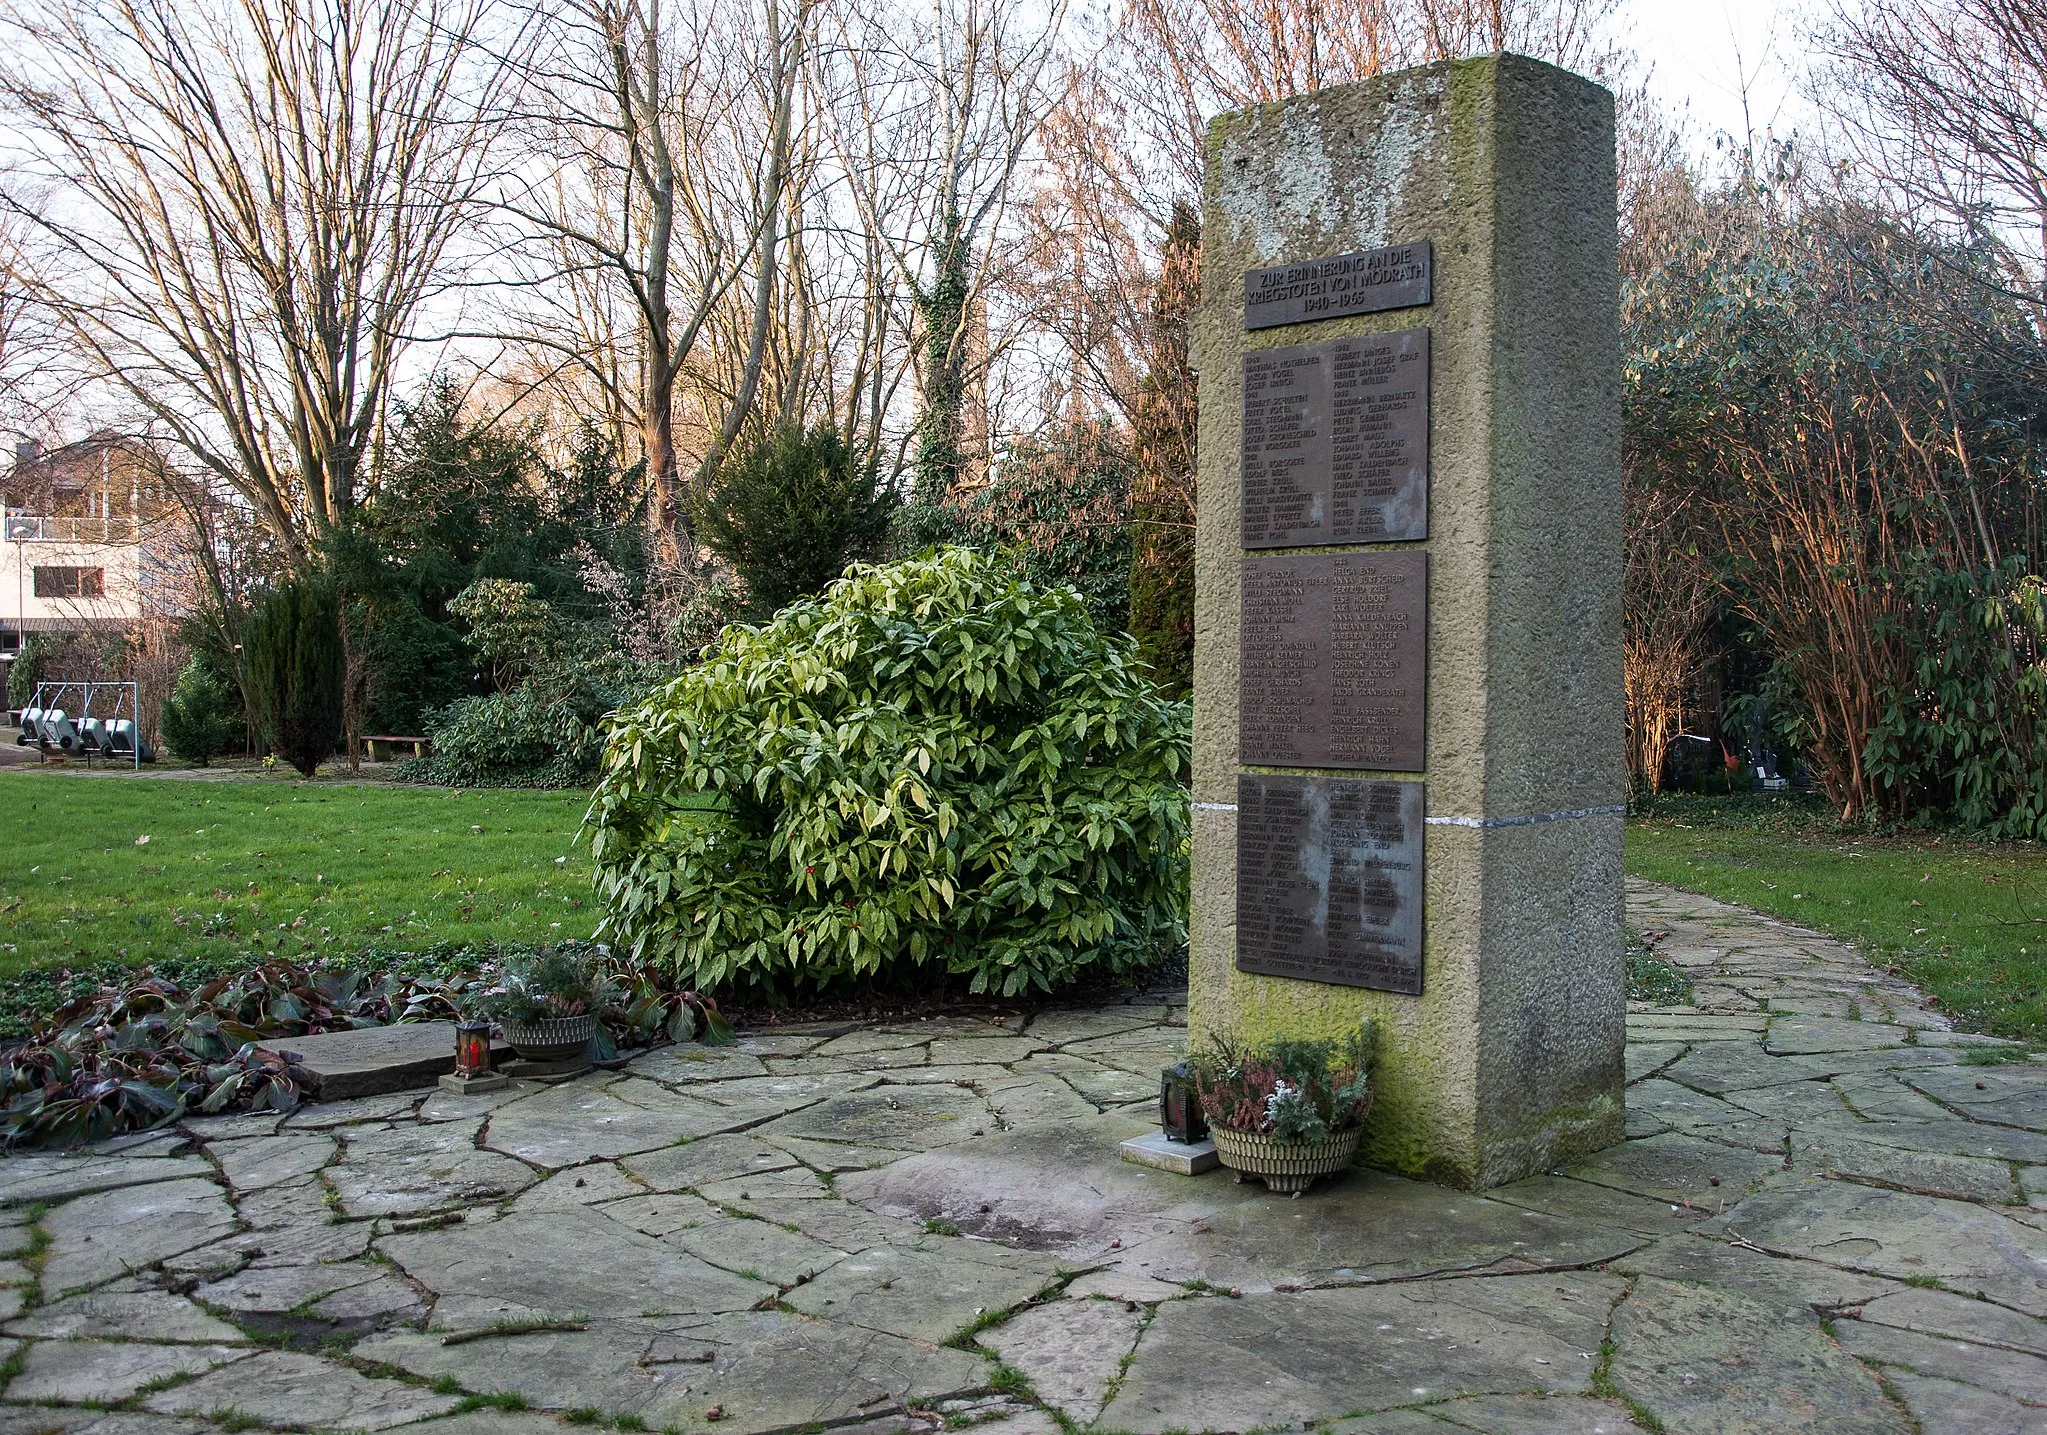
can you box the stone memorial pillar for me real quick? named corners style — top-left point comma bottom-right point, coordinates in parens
top-left (1187, 54), bottom-right (1626, 1191)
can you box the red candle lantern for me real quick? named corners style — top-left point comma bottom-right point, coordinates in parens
top-left (455, 1020), bottom-right (493, 1077)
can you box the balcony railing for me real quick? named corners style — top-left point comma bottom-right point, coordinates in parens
top-left (2, 516), bottom-right (140, 544)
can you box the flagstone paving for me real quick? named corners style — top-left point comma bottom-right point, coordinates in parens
top-left (0, 879), bottom-right (2044, 1432)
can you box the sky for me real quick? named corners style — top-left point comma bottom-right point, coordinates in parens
top-left (1621, 0), bottom-right (1825, 156)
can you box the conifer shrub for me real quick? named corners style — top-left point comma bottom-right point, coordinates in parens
top-left (586, 548), bottom-right (1190, 998)
top-left (243, 577), bottom-right (344, 778)
top-left (159, 649), bottom-right (245, 765)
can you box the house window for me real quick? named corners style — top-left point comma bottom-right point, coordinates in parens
top-left (33, 566), bottom-right (104, 599)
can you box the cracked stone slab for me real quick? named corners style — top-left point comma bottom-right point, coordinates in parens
top-left (1832, 1319), bottom-right (2047, 1404)
top-left (1482, 1175), bottom-right (1701, 1237)
top-left (626, 1047), bottom-right (772, 1085)
top-left (1790, 1128), bottom-right (2019, 1203)
top-left (1886, 1372), bottom-right (2047, 1435)
top-left (924, 1037), bottom-right (1049, 1066)
top-left (1625, 1043), bottom-right (1688, 1083)
top-left (1611, 1236), bottom-right (1903, 1310)
top-left (1605, 1275), bottom-right (1908, 1434)
top-left (327, 1118), bottom-right (537, 1217)
top-left (0, 1156), bottom-right (214, 1209)
top-left (1855, 1287), bottom-right (2047, 1358)
top-left (1906, 1067), bottom-right (2047, 1131)
top-left (1661, 1044), bottom-right (1826, 1095)
top-left (508, 1162), bottom-right (647, 1211)
top-left (760, 1135), bottom-right (910, 1174)
top-left (280, 1092), bottom-right (423, 1129)
top-left (1562, 1132), bottom-right (1784, 1209)
top-left (757, 1086), bottom-right (992, 1152)
top-left (665, 1214), bottom-right (849, 1286)
top-left (5, 1289), bottom-right (246, 1343)
top-left (356, 1316), bottom-right (666, 1412)
top-left (358, 1309), bottom-right (989, 1434)
top-left (1058, 1031), bottom-right (1186, 1075)
top-left (5, 1341), bottom-right (251, 1404)
top-left (982, 1294), bottom-right (1142, 1422)
top-left (1100, 1275), bottom-right (1616, 1434)
top-left (1801, 1121), bottom-right (2046, 1179)
top-left (1629, 1079), bottom-right (1755, 1129)
top-left (1022, 1011), bottom-right (1164, 1045)
top-left (194, 1257), bottom-right (387, 1315)
top-left (208, 1135), bottom-right (334, 1195)
top-left (981, 1076), bottom-right (1102, 1129)
top-left (741, 1197), bottom-right (925, 1253)
top-left (1060, 1064), bottom-right (1160, 1108)
top-left (142, 1349), bottom-right (461, 1430)
top-left (1831, 1076), bottom-right (1964, 1124)
top-left (1765, 1016), bottom-right (1912, 1054)
top-left (379, 1208), bottom-right (773, 1320)
top-left (40, 1177), bottom-right (237, 1296)
top-left (1418, 1394), bottom-right (1653, 1433)
top-left (1702, 1179), bottom-right (2047, 1315)
top-left (697, 1166), bottom-right (833, 1203)
top-left (621, 1136), bottom-right (799, 1192)
top-left (483, 1077), bottom-right (747, 1167)
top-left (781, 1242), bottom-right (1061, 1342)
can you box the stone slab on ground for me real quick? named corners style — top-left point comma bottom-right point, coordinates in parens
top-left (260, 1022), bottom-right (502, 1100)
top-left (1605, 1275), bottom-right (1909, 1434)
top-left (5, 1341), bottom-right (251, 1404)
top-left (38, 1177), bottom-right (237, 1296)
top-left (141, 1350), bottom-right (461, 1430)
top-left (1099, 1275), bottom-right (1618, 1434)
top-left (982, 1295), bottom-right (1144, 1422)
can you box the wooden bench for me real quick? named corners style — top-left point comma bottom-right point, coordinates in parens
top-left (362, 735), bottom-right (432, 762)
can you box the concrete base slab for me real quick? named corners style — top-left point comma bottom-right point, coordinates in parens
top-left (1119, 1132), bottom-right (1218, 1175)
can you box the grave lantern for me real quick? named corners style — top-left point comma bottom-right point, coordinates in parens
top-left (454, 1020), bottom-right (494, 1078)
top-left (1160, 1062), bottom-right (1207, 1144)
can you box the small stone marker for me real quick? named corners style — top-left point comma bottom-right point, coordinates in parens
top-left (1190, 55), bottom-right (1627, 1190)
top-left (263, 1023), bottom-right (504, 1101)
top-left (1120, 1132), bottom-right (1220, 1176)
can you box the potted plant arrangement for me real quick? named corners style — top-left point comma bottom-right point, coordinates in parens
top-left (1193, 1029), bottom-right (1375, 1195)
top-left (472, 949), bottom-right (618, 1065)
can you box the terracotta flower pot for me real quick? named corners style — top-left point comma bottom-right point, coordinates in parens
top-left (499, 1013), bottom-right (597, 1064)
top-left (1210, 1126), bottom-right (1363, 1194)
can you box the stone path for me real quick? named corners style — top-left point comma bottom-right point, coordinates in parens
top-left (1, 879), bottom-right (2044, 1434)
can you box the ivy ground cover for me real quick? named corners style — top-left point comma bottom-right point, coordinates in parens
top-left (1628, 792), bottom-right (2047, 1044)
top-left (0, 773), bottom-right (592, 980)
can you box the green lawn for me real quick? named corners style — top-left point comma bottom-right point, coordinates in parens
top-left (1627, 793), bottom-right (2047, 1044)
top-left (0, 772), bottom-right (596, 979)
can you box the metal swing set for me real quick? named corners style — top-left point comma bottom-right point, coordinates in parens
top-left (15, 680), bottom-right (156, 768)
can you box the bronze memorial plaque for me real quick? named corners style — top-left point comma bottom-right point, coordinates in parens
top-left (1235, 774), bottom-right (1425, 992)
top-left (1241, 329), bottom-right (1429, 547)
top-left (1240, 549), bottom-right (1427, 771)
top-left (1243, 242), bottom-right (1431, 330)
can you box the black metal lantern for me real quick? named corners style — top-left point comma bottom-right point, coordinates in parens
top-left (1161, 1061), bottom-right (1208, 1144)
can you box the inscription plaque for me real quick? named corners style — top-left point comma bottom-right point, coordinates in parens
top-left (1241, 549), bottom-right (1426, 771)
top-left (1241, 328), bottom-right (1429, 546)
top-left (1234, 774), bottom-right (1424, 992)
top-left (1244, 242), bottom-right (1431, 330)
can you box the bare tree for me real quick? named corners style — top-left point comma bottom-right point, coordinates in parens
top-left (1812, 0), bottom-right (2047, 309)
top-left (818, 0), bottom-right (1071, 501)
top-left (0, 0), bottom-right (507, 571)
top-left (495, 0), bottom-right (804, 568)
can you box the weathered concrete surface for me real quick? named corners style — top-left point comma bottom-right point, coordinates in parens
top-left (1188, 54), bottom-right (1626, 1190)
top-left (0, 883), bottom-right (2040, 1435)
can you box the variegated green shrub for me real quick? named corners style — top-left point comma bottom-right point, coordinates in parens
top-left (584, 548), bottom-right (1190, 997)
